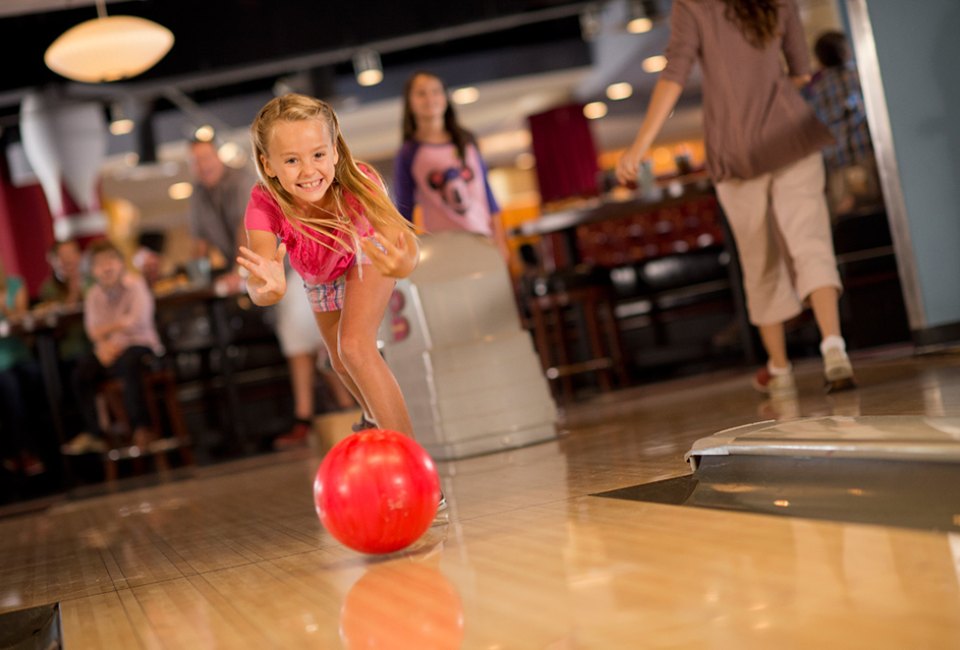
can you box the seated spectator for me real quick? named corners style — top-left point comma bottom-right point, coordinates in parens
top-left (34, 239), bottom-right (93, 444)
top-left (0, 260), bottom-right (47, 476)
top-left (62, 240), bottom-right (164, 455)
top-left (132, 231), bottom-right (172, 289)
top-left (132, 246), bottom-right (164, 288)
top-left (38, 239), bottom-right (85, 308)
top-left (36, 239), bottom-right (91, 360)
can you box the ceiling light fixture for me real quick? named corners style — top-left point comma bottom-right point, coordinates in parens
top-left (579, 4), bottom-right (602, 42)
top-left (168, 181), bottom-right (193, 200)
top-left (44, 0), bottom-right (174, 84)
top-left (626, 0), bottom-right (654, 33)
top-left (193, 124), bottom-right (216, 143)
top-left (353, 49), bottom-right (383, 87)
top-left (451, 87), bottom-right (480, 105)
top-left (583, 101), bottom-right (608, 120)
top-left (606, 82), bottom-right (634, 101)
top-left (642, 55), bottom-right (667, 73)
top-left (108, 102), bottom-right (134, 135)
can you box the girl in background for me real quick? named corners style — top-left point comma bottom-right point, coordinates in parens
top-left (395, 71), bottom-right (509, 260)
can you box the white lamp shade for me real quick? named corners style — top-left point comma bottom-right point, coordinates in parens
top-left (20, 93), bottom-right (64, 217)
top-left (20, 90), bottom-right (108, 225)
top-left (45, 15), bottom-right (174, 83)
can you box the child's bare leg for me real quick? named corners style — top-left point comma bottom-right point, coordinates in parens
top-left (314, 310), bottom-right (371, 418)
top-left (338, 266), bottom-right (412, 436)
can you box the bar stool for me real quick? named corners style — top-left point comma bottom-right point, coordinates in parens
top-left (98, 356), bottom-right (194, 481)
top-left (527, 273), bottom-right (629, 403)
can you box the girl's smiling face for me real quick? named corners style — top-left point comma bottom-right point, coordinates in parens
top-left (261, 118), bottom-right (339, 207)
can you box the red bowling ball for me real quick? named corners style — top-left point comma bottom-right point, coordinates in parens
top-left (314, 429), bottom-right (440, 554)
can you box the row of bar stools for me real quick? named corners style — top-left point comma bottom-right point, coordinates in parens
top-left (528, 283), bottom-right (629, 404)
top-left (98, 359), bottom-right (194, 481)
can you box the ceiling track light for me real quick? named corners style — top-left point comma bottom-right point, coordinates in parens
top-left (108, 101), bottom-right (134, 135)
top-left (627, 0), bottom-right (658, 33)
top-left (579, 4), bottom-right (602, 42)
top-left (44, 0), bottom-right (174, 83)
top-left (353, 49), bottom-right (383, 87)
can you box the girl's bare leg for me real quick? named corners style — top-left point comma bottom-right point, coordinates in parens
top-left (336, 265), bottom-right (412, 436)
top-left (314, 310), bottom-right (371, 420)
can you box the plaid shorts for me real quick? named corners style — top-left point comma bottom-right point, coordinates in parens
top-left (304, 274), bottom-right (347, 312)
top-left (302, 239), bottom-right (382, 312)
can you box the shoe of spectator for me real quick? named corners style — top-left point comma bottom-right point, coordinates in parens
top-left (274, 420), bottom-right (312, 450)
top-left (752, 366), bottom-right (797, 397)
top-left (61, 432), bottom-right (108, 455)
top-left (19, 452), bottom-right (45, 476)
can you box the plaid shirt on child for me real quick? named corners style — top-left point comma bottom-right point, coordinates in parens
top-left (805, 63), bottom-right (874, 171)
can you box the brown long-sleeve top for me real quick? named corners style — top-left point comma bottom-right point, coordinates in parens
top-left (661, 0), bottom-right (833, 181)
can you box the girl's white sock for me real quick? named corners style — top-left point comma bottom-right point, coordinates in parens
top-left (767, 361), bottom-right (792, 376)
top-left (820, 335), bottom-right (846, 356)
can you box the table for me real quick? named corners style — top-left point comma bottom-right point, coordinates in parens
top-left (511, 180), bottom-right (717, 269)
top-left (0, 284), bottom-right (283, 478)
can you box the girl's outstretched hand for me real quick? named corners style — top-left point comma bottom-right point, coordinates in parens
top-left (237, 242), bottom-right (287, 303)
top-left (360, 229), bottom-right (419, 279)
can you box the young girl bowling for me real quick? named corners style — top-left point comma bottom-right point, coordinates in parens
top-left (238, 93), bottom-right (419, 441)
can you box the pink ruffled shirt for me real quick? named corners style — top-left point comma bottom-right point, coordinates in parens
top-left (244, 184), bottom-right (375, 284)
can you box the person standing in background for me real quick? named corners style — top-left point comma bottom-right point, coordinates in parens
top-left (394, 71), bottom-right (509, 261)
top-left (805, 30), bottom-right (882, 218)
top-left (616, 0), bottom-right (856, 396)
top-left (187, 137), bottom-right (258, 282)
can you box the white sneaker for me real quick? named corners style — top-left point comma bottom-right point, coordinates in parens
top-left (823, 348), bottom-right (857, 393)
top-left (61, 432), bottom-right (108, 455)
top-left (431, 491), bottom-right (449, 527)
top-left (752, 366), bottom-right (797, 397)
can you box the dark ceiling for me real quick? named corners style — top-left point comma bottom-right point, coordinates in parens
top-left (0, 0), bottom-right (592, 124)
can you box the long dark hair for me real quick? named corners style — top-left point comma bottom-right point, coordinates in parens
top-left (720, 0), bottom-right (780, 48)
top-left (401, 71), bottom-right (475, 163)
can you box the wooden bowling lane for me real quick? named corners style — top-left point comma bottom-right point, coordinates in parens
top-left (0, 346), bottom-right (958, 648)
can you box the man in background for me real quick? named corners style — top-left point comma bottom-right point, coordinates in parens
top-left (187, 137), bottom-right (258, 288)
top-left (805, 30), bottom-right (883, 218)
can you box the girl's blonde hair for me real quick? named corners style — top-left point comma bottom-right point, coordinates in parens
top-left (250, 93), bottom-right (414, 251)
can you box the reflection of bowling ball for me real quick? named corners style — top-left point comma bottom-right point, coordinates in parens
top-left (340, 561), bottom-right (464, 650)
top-left (314, 429), bottom-right (440, 554)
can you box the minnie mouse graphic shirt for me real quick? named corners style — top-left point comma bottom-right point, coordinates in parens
top-left (393, 140), bottom-right (500, 236)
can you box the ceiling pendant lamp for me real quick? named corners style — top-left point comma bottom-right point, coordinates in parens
top-left (352, 49), bottom-right (383, 87)
top-left (44, 0), bottom-right (174, 84)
